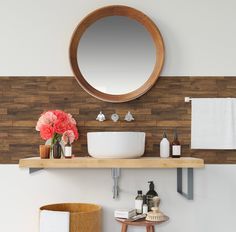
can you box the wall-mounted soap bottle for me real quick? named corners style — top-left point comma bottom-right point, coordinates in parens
top-left (160, 130), bottom-right (170, 158)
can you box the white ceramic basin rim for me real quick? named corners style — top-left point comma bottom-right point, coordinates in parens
top-left (87, 132), bottom-right (145, 159)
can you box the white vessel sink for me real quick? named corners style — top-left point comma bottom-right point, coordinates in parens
top-left (87, 132), bottom-right (145, 159)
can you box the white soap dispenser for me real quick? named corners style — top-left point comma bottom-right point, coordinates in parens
top-left (160, 130), bottom-right (170, 158)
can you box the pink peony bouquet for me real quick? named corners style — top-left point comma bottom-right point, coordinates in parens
top-left (36, 110), bottom-right (79, 145)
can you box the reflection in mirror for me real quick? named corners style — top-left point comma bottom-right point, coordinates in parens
top-left (77, 16), bottom-right (156, 95)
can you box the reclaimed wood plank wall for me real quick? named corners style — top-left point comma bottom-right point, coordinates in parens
top-left (0, 76), bottom-right (235, 164)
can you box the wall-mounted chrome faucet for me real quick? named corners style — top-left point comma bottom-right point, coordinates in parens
top-left (96, 111), bottom-right (134, 122)
top-left (124, 111), bottom-right (134, 122)
top-left (111, 113), bottom-right (119, 122)
top-left (96, 111), bottom-right (106, 122)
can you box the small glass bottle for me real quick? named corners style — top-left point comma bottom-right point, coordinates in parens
top-left (53, 139), bottom-right (62, 159)
top-left (171, 129), bottom-right (181, 158)
top-left (142, 195), bottom-right (148, 214)
top-left (135, 190), bottom-right (143, 214)
top-left (64, 137), bottom-right (72, 159)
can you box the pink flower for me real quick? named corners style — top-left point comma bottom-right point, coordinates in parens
top-left (36, 111), bottom-right (57, 131)
top-left (53, 110), bottom-right (68, 122)
top-left (54, 120), bottom-right (68, 134)
top-left (36, 119), bottom-right (44, 131)
top-left (40, 124), bottom-right (54, 140)
top-left (43, 111), bottom-right (57, 124)
top-left (36, 109), bottom-right (79, 142)
top-left (53, 110), bottom-right (70, 134)
top-left (68, 124), bottom-right (79, 140)
top-left (62, 130), bottom-right (75, 144)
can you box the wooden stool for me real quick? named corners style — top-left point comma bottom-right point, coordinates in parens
top-left (116, 217), bottom-right (169, 232)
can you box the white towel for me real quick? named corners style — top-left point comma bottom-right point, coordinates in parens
top-left (191, 98), bottom-right (236, 149)
top-left (40, 210), bottom-right (70, 232)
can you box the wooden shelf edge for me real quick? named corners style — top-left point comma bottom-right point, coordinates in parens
top-left (19, 157), bottom-right (204, 169)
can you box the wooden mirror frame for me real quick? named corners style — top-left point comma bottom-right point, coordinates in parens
top-left (69, 5), bottom-right (165, 103)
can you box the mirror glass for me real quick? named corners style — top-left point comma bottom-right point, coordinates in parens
top-left (77, 16), bottom-right (156, 95)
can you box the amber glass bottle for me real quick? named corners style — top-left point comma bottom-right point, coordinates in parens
top-left (171, 129), bottom-right (181, 158)
top-left (53, 139), bottom-right (62, 159)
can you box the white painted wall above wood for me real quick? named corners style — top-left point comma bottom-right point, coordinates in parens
top-left (1, 0), bottom-right (236, 76)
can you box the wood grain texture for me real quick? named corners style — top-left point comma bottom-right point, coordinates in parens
top-left (116, 216), bottom-right (169, 226)
top-left (19, 157), bottom-right (204, 169)
top-left (0, 76), bottom-right (236, 164)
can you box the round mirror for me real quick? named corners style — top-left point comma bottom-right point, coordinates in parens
top-left (69, 5), bottom-right (164, 102)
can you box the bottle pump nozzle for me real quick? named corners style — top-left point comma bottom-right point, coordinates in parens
top-left (148, 181), bottom-right (155, 190)
top-left (163, 130), bottom-right (167, 138)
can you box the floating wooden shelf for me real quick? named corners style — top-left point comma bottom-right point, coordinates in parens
top-left (19, 157), bottom-right (204, 169)
top-left (19, 156), bottom-right (204, 200)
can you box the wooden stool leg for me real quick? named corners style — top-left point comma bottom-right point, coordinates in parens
top-left (146, 225), bottom-right (155, 232)
top-left (121, 224), bottom-right (128, 232)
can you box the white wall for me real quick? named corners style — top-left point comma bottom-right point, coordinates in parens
top-left (1, 0), bottom-right (236, 76)
top-left (1, 166), bottom-right (236, 232)
top-left (0, 0), bottom-right (236, 232)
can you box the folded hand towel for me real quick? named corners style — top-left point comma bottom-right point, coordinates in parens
top-left (40, 210), bottom-right (70, 232)
top-left (191, 98), bottom-right (236, 149)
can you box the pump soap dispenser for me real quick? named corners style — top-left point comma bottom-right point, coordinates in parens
top-left (146, 181), bottom-right (158, 211)
top-left (160, 130), bottom-right (170, 158)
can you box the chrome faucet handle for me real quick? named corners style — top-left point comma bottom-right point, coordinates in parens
top-left (96, 111), bottom-right (106, 122)
top-left (124, 111), bottom-right (134, 122)
top-left (111, 113), bottom-right (119, 122)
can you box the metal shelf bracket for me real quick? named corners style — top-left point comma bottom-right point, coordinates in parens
top-left (29, 168), bottom-right (43, 174)
top-left (111, 168), bottom-right (121, 199)
top-left (177, 168), bottom-right (194, 200)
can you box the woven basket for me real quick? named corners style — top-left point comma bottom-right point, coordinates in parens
top-left (40, 203), bottom-right (102, 232)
